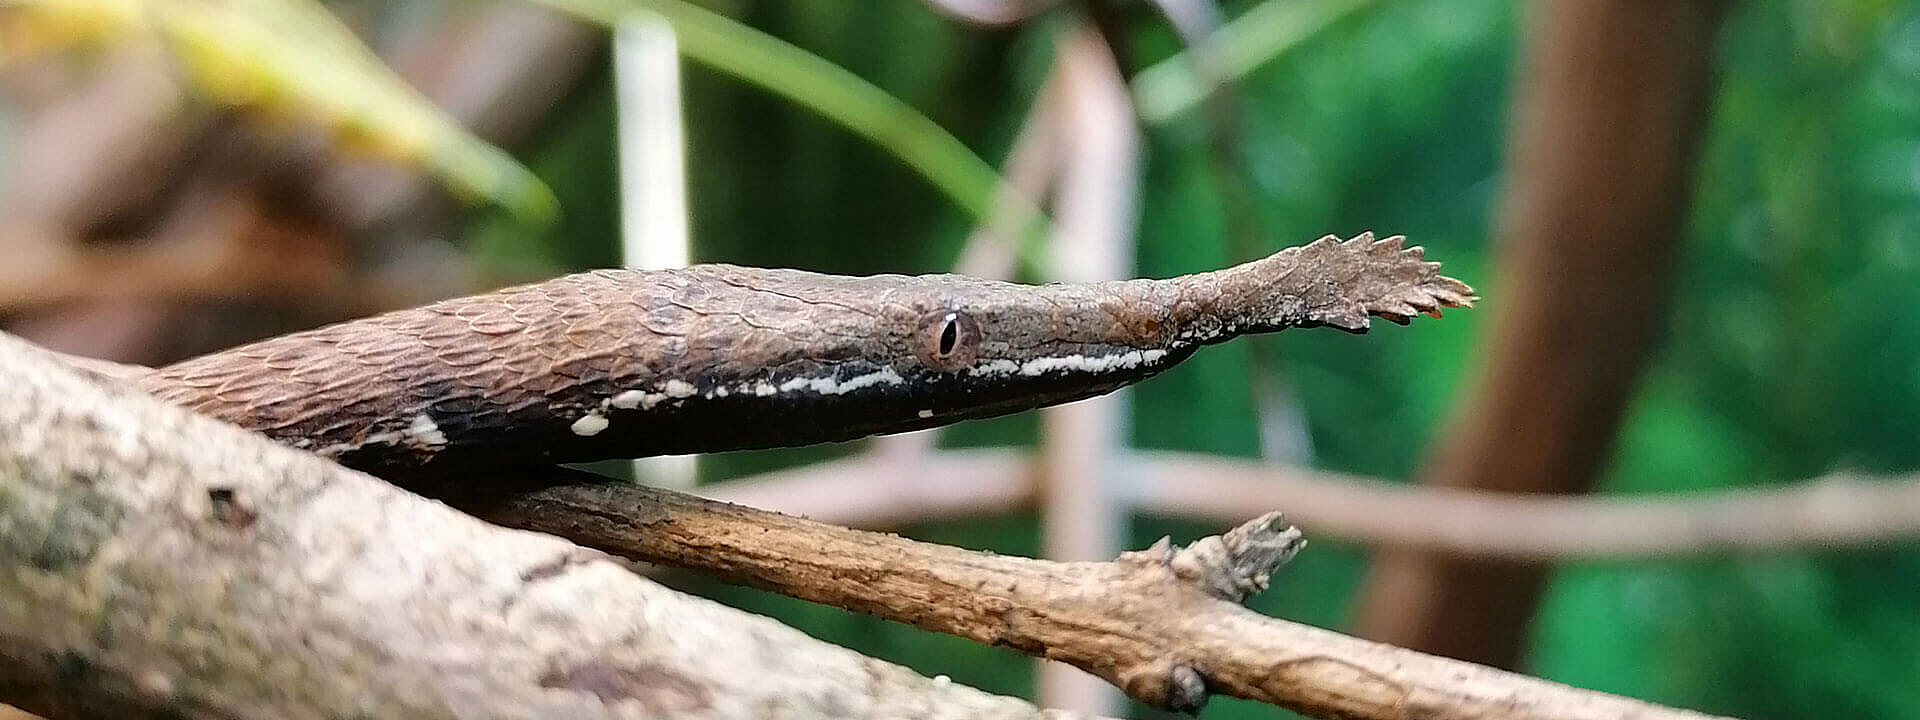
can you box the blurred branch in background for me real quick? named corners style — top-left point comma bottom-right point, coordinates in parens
top-left (1353, 0), bottom-right (1730, 668)
top-left (0, 35), bottom-right (357, 322)
top-left (319, 4), bottom-right (599, 232)
top-left (702, 450), bottom-right (1920, 560)
top-left (922, 0), bottom-right (1060, 26)
top-left (0, 0), bottom-right (558, 220)
top-left (0, 3), bottom-right (597, 364)
top-left (1032, 18), bottom-right (1138, 716)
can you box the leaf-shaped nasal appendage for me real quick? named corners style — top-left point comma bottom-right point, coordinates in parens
top-left (1288, 232), bottom-right (1477, 332)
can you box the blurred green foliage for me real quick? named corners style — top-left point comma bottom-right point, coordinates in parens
top-left (0, 0), bottom-right (558, 220)
top-left (536, 0), bottom-right (1043, 271)
top-left (469, 0), bottom-right (1920, 717)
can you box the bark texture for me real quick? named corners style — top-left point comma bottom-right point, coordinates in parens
top-left (1353, 0), bottom-right (1728, 667)
top-left (433, 468), bottom-right (1735, 720)
top-left (0, 332), bottom-right (1078, 720)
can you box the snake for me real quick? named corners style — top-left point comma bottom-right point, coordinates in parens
top-left (134, 232), bottom-right (1472, 478)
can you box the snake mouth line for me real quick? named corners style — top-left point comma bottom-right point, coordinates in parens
top-left (563, 346), bottom-right (1182, 439)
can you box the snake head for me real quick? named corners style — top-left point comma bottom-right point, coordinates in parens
top-left (640, 232), bottom-right (1474, 447)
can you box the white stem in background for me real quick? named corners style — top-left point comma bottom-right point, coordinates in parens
top-left (1038, 22), bottom-right (1141, 717)
top-left (616, 11), bottom-right (696, 489)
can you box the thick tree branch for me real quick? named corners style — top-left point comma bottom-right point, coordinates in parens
top-left (433, 467), bottom-right (1734, 720)
top-left (0, 333), bottom-right (1079, 720)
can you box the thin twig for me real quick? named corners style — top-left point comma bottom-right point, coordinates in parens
top-left (434, 466), bottom-right (1735, 720)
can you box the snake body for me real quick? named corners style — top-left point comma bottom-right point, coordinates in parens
top-left (138, 233), bottom-right (1472, 477)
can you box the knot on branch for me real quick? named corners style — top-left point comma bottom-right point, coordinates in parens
top-left (1116, 658), bottom-right (1210, 714)
top-left (1102, 514), bottom-right (1303, 712)
top-left (1120, 512), bottom-right (1306, 604)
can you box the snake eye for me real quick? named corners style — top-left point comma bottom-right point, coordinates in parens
top-left (915, 310), bottom-right (981, 371)
top-left (939, 320), bottom-right (958, 355)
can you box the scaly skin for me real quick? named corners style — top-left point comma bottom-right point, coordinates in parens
top-left (140, 232), bottom-right (1473, 478)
